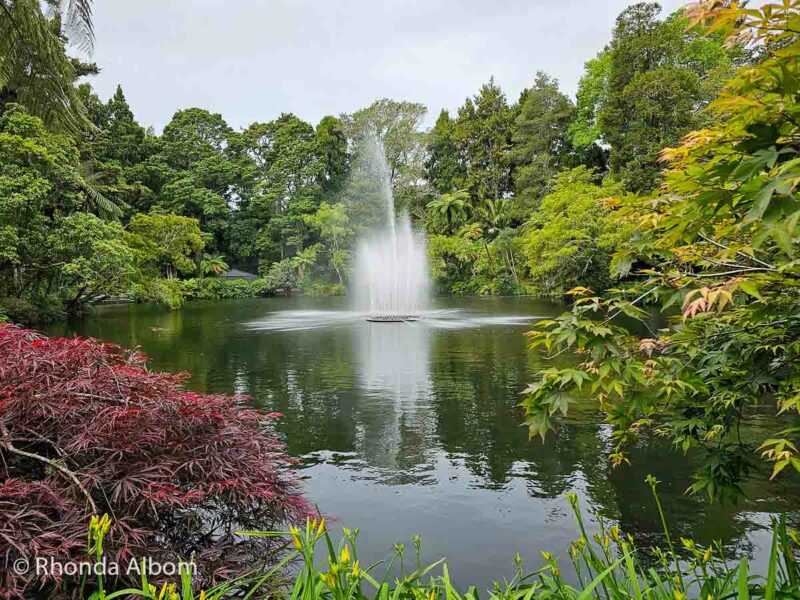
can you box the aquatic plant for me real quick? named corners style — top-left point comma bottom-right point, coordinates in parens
top-left (78, 479), bottom-right (800, 600)
top-left (0, 324), bottom-right (313, 598)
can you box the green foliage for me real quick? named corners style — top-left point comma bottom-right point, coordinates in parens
top-left (128, 277), bottom-right (186, 310)
top-left (155, 108), bottom-right (237, 250)
top-left (426, 190), bottom-right (470, 235)
top-left (455, 79), bottom-right (514, 204)
top-left (569, 51), bottom-right (611, 168)
top-left (200, 253), bottom-right (229, 276)
top-left (522, 3), bottom-right (800, 501)
top-left (425, 110), bottom-right (464, 195)
top-left (304, 202), bottom-right (354, 284)
top-left (82, 484), bottom-right (800, 600)
top-left (511, 72), bottom-right (577, 210)
top-left (240, 113), bottom-right (324, 262)
top-left (181, 277), bottom-right (262, 301)
top-left (0, 104), bottom-right (142, 316)
top-left (0, 0), bottom-right (94, 131)
top-left (574, 3), bottom-right (740, 192)
top-left (128, 212), bottom-right (205, 279)
top-left (344, 98), bottom-right (427, 213)
top-left (522, 168), bottom-right (628, 297)
top-left (262, 258), bottom-right (298, 295)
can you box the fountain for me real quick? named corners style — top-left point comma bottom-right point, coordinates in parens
top-left (353, 136), bottom-right (429, 321)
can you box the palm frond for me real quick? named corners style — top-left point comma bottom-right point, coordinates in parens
top-left (0, 0), bottom-right (93, 131)
top-left (60, 0), bottom-right (94, 51)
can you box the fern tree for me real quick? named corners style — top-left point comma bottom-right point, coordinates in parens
top-left (0, 0), bottom-right (94, 130)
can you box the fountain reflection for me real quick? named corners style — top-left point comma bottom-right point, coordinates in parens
top-left (358, 321), bottom-right (431, 403)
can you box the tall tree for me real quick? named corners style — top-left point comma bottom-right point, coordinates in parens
top-left (316, 115), bottom-right (349, 198)
top-left (76, 84), bottom-right (154, 216)
top-left (569, 51), bottom-right (612, 172)
top-left (155, 108), bottom-right (238, 251)
top-left (425, 109), bottom-right (464, 195)
top-left (510, 72), bottom-right (577, 210)
top-left (597, 2), bottom-right (740, 192)
top-left (343, 98), bottom-right (427, 215)
top-left (455, 79), bottom-right (514, 205)
top-left (239, 113), bottom-right (324, 262)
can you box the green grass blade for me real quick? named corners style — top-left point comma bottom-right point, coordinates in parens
top-left (738, 557), bottom-right (750, 600)
top-left (575, 555), bottom-right (626, 600)
top-left (766, 520), bottom-right (779, 600)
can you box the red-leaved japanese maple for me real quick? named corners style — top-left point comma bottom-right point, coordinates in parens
top-left (0, 324), bottom-right (313, 598)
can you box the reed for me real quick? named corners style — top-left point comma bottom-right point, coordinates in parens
top-left (82, 479), bottom-right (800, 600)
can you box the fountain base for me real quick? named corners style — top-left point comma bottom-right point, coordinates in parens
top-left (366, 315), bottom-right (420, 323)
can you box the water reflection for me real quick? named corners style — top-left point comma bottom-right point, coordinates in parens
top-left (46, 297), bottom-right (800, 591)
top-left (357, 321), bottom-right (431, 404)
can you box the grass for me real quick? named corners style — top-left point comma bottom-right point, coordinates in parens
top-left (82, 478), bottom-right (800, 600)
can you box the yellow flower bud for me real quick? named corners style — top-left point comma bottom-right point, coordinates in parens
top-left (339, 544), bottom-right (351, 563)
top-left (290, 526), bottom-right (302, 549)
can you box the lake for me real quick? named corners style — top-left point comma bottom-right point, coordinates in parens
top-left (46, 296), bottom-right (800, 590)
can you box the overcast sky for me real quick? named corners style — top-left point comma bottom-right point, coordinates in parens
top-left (81, 0), bottom-right (688, 132)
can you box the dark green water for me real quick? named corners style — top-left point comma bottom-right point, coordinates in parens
top-left (46, 296), bottom-right (800, 589)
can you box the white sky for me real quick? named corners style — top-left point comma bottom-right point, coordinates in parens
top-left (80, 0), bottom-right (689, 132)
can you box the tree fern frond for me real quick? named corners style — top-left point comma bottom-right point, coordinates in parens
top-left (0, 0), bottom-right (93, 131)
top-left (60, 0), bottom-right (94, 51)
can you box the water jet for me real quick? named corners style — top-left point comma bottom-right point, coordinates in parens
top-left (353, 136), bottom-right (429, 321)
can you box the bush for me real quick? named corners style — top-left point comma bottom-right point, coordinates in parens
top-left (129, 278), bottom-right (186, 309)
top-left (0, 324), bottom-right (312, 598)
top-left (181, 277), bottom-right (258, 300)
top-left (263, 259), bottom-right (298, 295)
top-left (299, 280), bottom-right (347, 297)
top-left (522, 167), bottom-right (629, 298)
top-left (0, 296), bottom-right (64, 325)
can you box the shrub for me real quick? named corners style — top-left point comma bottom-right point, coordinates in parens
top-left (521, 167), bottom-right (629, 298)
top-left (0, 296), bottom-right (64, 325)
top-left (263, 259), bottom-right (298, 295)
top-left (181, 278), bottom-right (257, 301)
top-left (0, 324), bottom-right (312, 598)
top-left (299, 280), bottom-right (347, 297)
top-left (129, 278), bottom-right (187, 309)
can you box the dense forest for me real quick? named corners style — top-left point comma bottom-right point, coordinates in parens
top-left (0, 1), bottom-right (752, 324)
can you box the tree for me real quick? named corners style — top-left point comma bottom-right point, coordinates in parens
top-left (240, 114), bottom-right (324, 262)
top-left (454, 79), bottom-right (514, 204)
top-left (343, 99), bottom-right (427, 214)
top-left (76, 83), bottom-right (154, 217)
top-left (291, 244), bottom-right (319, 279)
top-left (510, 72), bottom-right (577, 209)
top-left (569, 51), bottom-right (612, 172)
top-left (200, 253), bottom-right (229, 276)
top-left (304, 202), bottom-right (354, 284)
top-left (522, 167), bottom-right (627, 297)
top-left (53, 213), bottom-right (140, 310)
top-left (426, 190), bottom-right (470, 235)
top-left (128, 212), bottom-right (205, 279)
top-left (0, 324), bottom-right (312, 598)
top-left (0, 105), bottom-right (141, 320)
top-left (522, 2), bottom-right (800, 501)
top-left (0, 0), bottom-right (95, 130)
top-left (316, 115), bottom-right (349, 197)
top-left (596, 2), bottom-right (740, 192)
top-left (156, 108), bottom-right (238, 251)
top-left (425, 110), bottom-right (464, 195)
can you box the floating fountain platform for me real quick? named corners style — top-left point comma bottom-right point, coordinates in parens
top-left (366, 315), bottom-right (420, 323)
